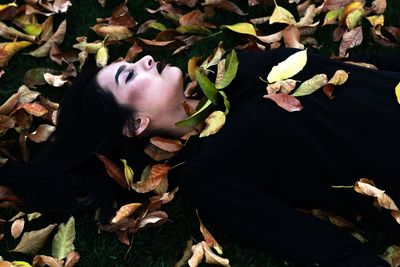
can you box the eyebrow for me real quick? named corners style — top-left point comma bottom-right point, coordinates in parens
top-left (114, 64), bottom-right (127, 85)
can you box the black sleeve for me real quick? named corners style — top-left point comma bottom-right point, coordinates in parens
top-left (179, 157), bottom-right (389, 267)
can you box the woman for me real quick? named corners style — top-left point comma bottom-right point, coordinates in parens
top-left (2, 48), bottom-right (400, 266)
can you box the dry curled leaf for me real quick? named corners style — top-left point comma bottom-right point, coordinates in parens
top-left (339, 26), bottom-right (363, 56)
top-left (132, 164), bottom-right (171, 193)
top-left (11, 224), bottom-right (57, 255)
top-left (150, 136), bottom-right (183, 153)
top-left (96, 153), bottom-right (127, 189)
top-left (263, 93), bottom-right (303, 112)
top-left (188, 242), bottom-right (204, 267)
top-left (267, 79), bottom-right (297, 94)
top-left (0, 41), bottom-right (32, 68)
top-left (292, 74), bottom-right (328, 97)
top-left (11, 218), bottom-right (25, 239)
top-left (199, 111), bottom-right (226, 138)
top-left (197, 210), bottom-right (223, 254)
top-left (28, 20), bottom-right (67, 57)
top-left (33, 255), bottom-right (63, 267)
top-left (381, 245), bottom-right (400, 267)
top-left (202, 241), bottom-right (231, 267)
top-left (111, 203), bottom-right (142, 223)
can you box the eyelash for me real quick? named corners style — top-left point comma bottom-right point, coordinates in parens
top-left (125, 70), bottom-right (135, 83)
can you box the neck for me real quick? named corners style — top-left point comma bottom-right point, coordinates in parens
top-left (161, 98), bottom-right (201, 138)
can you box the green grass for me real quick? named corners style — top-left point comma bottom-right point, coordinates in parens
top-left (1, 0), bottom-right (400, 266)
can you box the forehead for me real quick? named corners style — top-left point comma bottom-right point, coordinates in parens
top-left (96, 60), bottom-right (127, 89)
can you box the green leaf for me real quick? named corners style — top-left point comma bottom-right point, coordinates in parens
top-left (149, 21), bottom-right (167, 31)
top-left (121, 159), bottom-right (134, 189)
top-left (216, 49), bottom-right (239, 89)
top-left (269, 0), bottom-right (296, 25)
top-left (292, 74), bottom-right (328, 97)
top-left (195, 69), bottom-right (219, 104)
top-left (51, 216), bottom-right (75, 260)
top-left (219, 91), bottom-right (230, 115)
top-left (24, 24), bottom-right (42, 36)
top-left (346, 9), bottom-right (364, 30)
top-left (323, 8), bottom-right (343, 25)
top-left (221, 22), bottom-right (257, 36)
top-left (176, 25), bottom-right (212, 35)
top-left (175, 99), bottom-right (213, 127)
top-left (267, 49), bottom-right (308, 83)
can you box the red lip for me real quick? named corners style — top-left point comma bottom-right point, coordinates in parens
top-left (156, 61), bottom-right (167, 74)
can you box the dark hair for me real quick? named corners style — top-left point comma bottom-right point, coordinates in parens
top-left (0, 68), bottom-right (141, 219)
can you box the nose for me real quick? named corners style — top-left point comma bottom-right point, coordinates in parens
top-left (138, 55), bottom-right (154, 71)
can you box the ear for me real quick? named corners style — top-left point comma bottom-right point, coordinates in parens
top-left (122, 116), bottom-right (150, 137)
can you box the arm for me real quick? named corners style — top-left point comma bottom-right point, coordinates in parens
top-left (179, 159), bottom-right (389, 267)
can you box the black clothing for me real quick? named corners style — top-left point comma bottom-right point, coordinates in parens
top-left (170, 48), bottom-right (400, 266)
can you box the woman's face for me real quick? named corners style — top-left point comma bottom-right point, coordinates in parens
top-left (96, 55), bottom-right (185, 117)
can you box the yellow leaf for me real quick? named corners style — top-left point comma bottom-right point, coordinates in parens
top-left (96, 45), bottom-right (109, 68)
top-left (269, 1), bottom-right (297, 25)
top-left (120, 159), bottom-right (134, 189)
top-left (91, 24), bottom-right (133, 41)
top-left (328, 70), bottom-right (349, 85)
top-left (366, 15), bottom-right (384, 27)
top-left (72, 41), bottom-right (103, 54)
top-left (0, 41), bottom-right (32, 68)
top-left (27, 20), bottom-right (66, 57)
top-left (10, 262), bottom-right (32, 267)
top-left (267, 49), bottom-right (308, 83)
top-left (395, 82), bottom-right (400, 104)
top-left (222, 22), bottom-right (257, 36)
top-left (200, 111), bottom-right (226, 138)
top-left (0, 2), bottom-right (17, 12)
top-left (27, 212), bottom-right (42, 221)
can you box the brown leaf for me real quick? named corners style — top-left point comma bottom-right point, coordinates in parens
top-left (131, 164), bottom-right (172, 193)
top-left (144, 143), bottom-right (176, 161)
top-left (64, 251), bottom-right (80, 267)
top-left (33, 255), bottom-right (63, 267)
top-left (111, 203), bottom-right (142, 223)
top-left (124, 42), bottom-right (142, 62)
top-left (11, 218), bottom-right (25, 239)
top-left (18, 85), bottom-right (40, 103)
top-left (266, 79), bottom-right (297, 94)
top-left (176, 0), bottom-right (198, 7)
top-left (11, 224), bottom-right (57, 255)
top-left (154, 173), bottom-right (169, 195)
top-left (343, 60), bottom-right (377, 69)
top-left (197, 210), bottom-right (223, 254)
top-left (0, 4), bottom-right (19, 21)
top-left (13, 102), bottom-right (48, 117)
top-left (150, 136), bottom-right (183, 153)
top-left (138, 38), bottom-right (175, 46)
top-left (91, 24), bottom-right (133, 41)
top-left (28, 20), bottom-right (66, 57)
top-left (149, 187), bottom-right (179, 205)
top-left (339, 26), bottom-right (363, 56)
top-left (188, 242), bottom-right (204, 267)
top-left (179, 10), bottom-right (205, 26)
top-left (282, 25), bottom-right (304, 49)
top-left (256, 31), bottom-right (283, 44)
top-left (0, 21), bottom-right (36, 42)
top-left (0, 41), bottom-right (32, 68)
top-left (27, 124), bottom-right (56, 143)
top-left (0, 261), bottom-right (13, 267)
top-left (175, 239), bottom-right (194, 267)
top-left (328, 69), bottom-right (348, 85)
top-left (203, 0), bottom-right (247, 16)
top-left (333, 26), bottom-right (346, 42)
top-left (296, 4), bottom-right (318, 27)
top-left (263, 93), bottom-right (303, 112)
top-left (96, 153), bottom-right (127, 189)
top-left (323, 83), bottom-right (335, 99)
top-left (109, 3), bottom-right (136, 28)
top-left (0, 115), bottom-right (15, 134)
top-left (137, 211), bottom-right (168, 229)
top-left (202, 241), bottom-right (231, 267)
top-left (19, 131), bottom-right (30, 162)
top-left (38, 15), bottom-right (54, 43)
top-left (23, 68), bottom-right (54, 88)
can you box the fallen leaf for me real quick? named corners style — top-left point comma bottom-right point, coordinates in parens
top-left (328, 69), bottom-right (348, 85)
top-left (195, 69), bottom-right (219, 104)
top-left (292, 74), bottom-right (328, 97)
top-left (33, 255), bottom-right (63, 267)
top-left (202, 0), bottom-right (247, 16)
top-left (9, 261), bottom-right (32, 267)
top-left (11, 224), bottom-right (57, 255)
top-left (282, 25), bottom-right (304, 49)
top-left (215, 49), bottom-right (238, 89)
top-left (188, 242), bottom-right (204, 267)
top-left (267, 49), bottom-right (308, 83)
top-left (111, 203), bottom-right (142, 224)
top-left (0, 41), bottom-right (32, 68)
top-left (96, 153), bottom-right (127, 189)
top-left (38, 15), bottom-right (54, 43)
top-left (345, 8), bottom-right (364, 30)
top-left (371, 0), bottom-right (387, 14)
top-left (323, 83), bottom-right (335, 99)
top-left (72, 40), bottom-right (103, 54)
top-left (323, 8), bottom-right (343, 26)
top-left (137, 38), bottom-right (175, 46)
top-left (124, 42), bottom-right (142, 62)
top-left (91, 24), bottom-right (133, 41)
top-left (132, 164), bottom-right (171, 193)
top-left (322, 0), bottom-right (353, 12)
top-left (396, 82), bottom-right (400, 104)
top-left (222, 22), bottom-right (257, 36)
top-left (144, 143), bottom-right (176, 161)
top-left (43, 73), bottom-right (68, 87)
top-left (137, 211), bottom-right (168, 229)
top-left (28, 20), bottom-right (66, 57)
top-left (51, 216), bottom-right (75, 260)
top-left (27, 212), bottom-right (42, 221)
top-left (17, 85), bottom-right (40, 103)
top-left (366, 15), bottom-right (384, 27)
top-left (109, 2), bottom-right (136, 28)
top-left (150, 137), bottom-right (183, 153)
top-left (202, 241), bottom-right (230, 267)
top-left (266, 79), bottom-right (297, 94)
top-left (199, 111), bottom-right (225, 138)
top-left (13, 102), bottom-right (48, 117)
top-left (120, 159), bottom-right (134, 189)
top-left (64, 251), bottom-right (80, 267)
top-left (0, 115), bottom-right (15, 134)
top-left (339, 1), bottom-right (364, 24)
top-left (381, 244), bottom-right (400, 267)
top-left (96, 45), bottom-right (109, 68)
top-left (0, 21), bottom-right (36, 42)
top-left (269, 1), bottom-right (297, 25)
top-left (11, 218), bottom-right (25, 239)
top-left (339, 26), bottom-right (363, 56)
top-left (263, 93), bottom-right (303, 112)
top-left (197, 211), bottom-right (223, 254)
top-left (23, 68), bottom-right (54, 88)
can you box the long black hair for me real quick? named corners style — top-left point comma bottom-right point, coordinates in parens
top-left (0, 68), bottom-right (145, 218)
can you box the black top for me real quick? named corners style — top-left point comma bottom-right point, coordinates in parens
top-left (170, 48), bottom-right (400, 267)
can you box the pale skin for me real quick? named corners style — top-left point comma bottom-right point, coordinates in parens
top-left (96, 56), bottom-right (200, 138)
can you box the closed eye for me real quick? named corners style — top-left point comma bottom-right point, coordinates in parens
top-left (125, 70), bottom-right (135, 84)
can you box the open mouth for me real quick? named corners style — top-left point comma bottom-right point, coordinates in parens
top-left (156, 61), bottom-right (167, 74)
